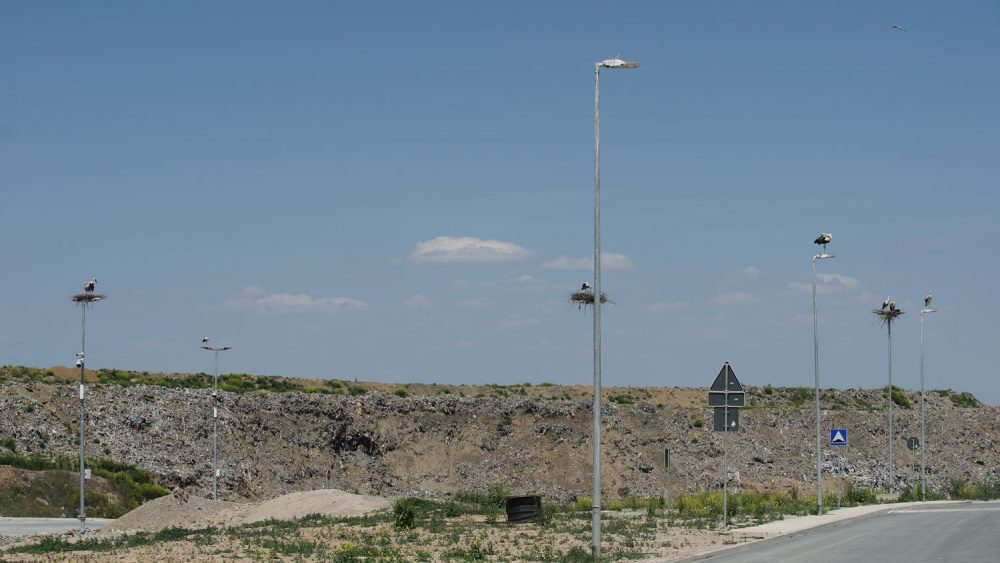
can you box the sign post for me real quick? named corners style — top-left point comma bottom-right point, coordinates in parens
top-left (830, 429), bottom-right (847, 509)
top-left (708, 362), bottom-right (745, 529)
top-left (663, 448), bottom-right (670, 509)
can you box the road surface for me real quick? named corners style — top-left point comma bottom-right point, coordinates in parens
top-left (0, 518), bottom-right (113, 536)
top-left (692, 502), bottom-right (1000, 562)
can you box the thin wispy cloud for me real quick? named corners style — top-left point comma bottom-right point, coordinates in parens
top-left (712, 291), bottom-right (759, 305)
top-left (647, 301), bottom-right (688, 313)
top-left (403, 295), bottom-right (433, 309)
top-left (227, 287), bottom-right (367, 313)
top-left (410, 236), bottom-right (532, 264)
top-left (542, 253), bottom-right (634, 271)
top-left (789, 273), bottom-right (861, 295)
top-left (459, 297), bottom-right (494, 309)
top-left (507, 274), bottom-right (548, 292)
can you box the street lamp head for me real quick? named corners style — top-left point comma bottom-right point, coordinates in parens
top-left (598, 58), bottom-right (639, 69)
top-left (814, 253), bottom-right (835, 261)
top-left (201, 346), bottom-right (213, 351)
top-left (921, 308), bottom-right (937, 315)
top-left (220, 346), bottom-right (232, 351)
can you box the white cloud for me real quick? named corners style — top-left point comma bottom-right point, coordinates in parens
top-left (789, 273), bottom-right (861, 295)
top-left (410, 236), bottom-right (532, 264)
top-left (738, 266), bottom-right (762, 279)
top-left (497, 315), bottom-right (541, 329)
top-left (646, 301), bottom-right (688, 313)
top-left (227, 289), bottom-right (367, 314)
top-left (507, 274), bottom-right (548, 292)
top-left (459, 297), bottom-right (494, 309)
top-left (542, 253), bottom-right (634, 271)
top-left (403, 295), bottom-right (433, 309)
top-left (712, 291), bottom-right (759, 305)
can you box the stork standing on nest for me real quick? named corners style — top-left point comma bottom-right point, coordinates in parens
top-left (83, 278), bottom-right (97, 293)
top-left (581, 282), bottom-right (592, 291)
top-left (888, 300), bottom-right (897, 312)
top-left (882, 297), bottom-right (891, 311)
top-left (202, 336), bottom-right (210, 344)
top-left (924, 291), bottom-right (933, 308)
top-left (813, 233), bottom-right (832, 252)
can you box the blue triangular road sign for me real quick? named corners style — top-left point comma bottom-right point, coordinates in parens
top-left (830, 429), bottom-right (848, 446)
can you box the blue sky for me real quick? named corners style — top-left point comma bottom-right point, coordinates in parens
top-left (3, 2), bottom-right (999, 404)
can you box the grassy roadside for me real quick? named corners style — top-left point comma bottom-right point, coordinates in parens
top-left (0, 453), bottom-right (168, 518)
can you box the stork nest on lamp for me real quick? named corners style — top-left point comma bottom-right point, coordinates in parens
top-left (872, 308), bottom-right (904, 327)
top-left (570, 291), bottom-right (611, 310)
top-left (70, 293), bottom-right (106, 307)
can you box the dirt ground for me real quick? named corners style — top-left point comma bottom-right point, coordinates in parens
top-left (1, 489), bottom-right (764, 562)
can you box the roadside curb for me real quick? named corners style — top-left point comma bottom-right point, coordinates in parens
top-left (644, 500), bottom-right (969, 562)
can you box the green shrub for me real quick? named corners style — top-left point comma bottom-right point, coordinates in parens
top-left (883, 385), bottom-right (911, 408)
top-left (485, 483), bottom-right (509, 509)
top-left (393, 498), bottom-right (416, 530)
top-left (393, 388), bottom-right (408, 397)
top-left (570, 497), bottom-right (593, 511)
top-left (693, 417), bottom-right (704, 428)
top-left (609, 394), bottom-right (635, 405)
top-left (949, 392), bottom-right (982, 408)
top-left (1, 437), bottom-right (15, 452)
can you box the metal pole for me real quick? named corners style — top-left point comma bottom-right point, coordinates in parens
top-left (723, 405), bottom-right (728, 529)
top-left (213, 349), bottom-right (219, 501)
top-left (78, 304), bottom-right (86, 532)
top-left (920, 311), bottom-right (927, 501)
top-left (887, 320), bottom-right (894, 492)
top-left (812, 257), bottom-right (822, 516)
top-left (591, 62), bottom-right (602, 560)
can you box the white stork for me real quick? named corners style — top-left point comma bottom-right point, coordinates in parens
top-left (888, 300), bottom-right (897, 312)
top-left (882, 297), bottom-right (891, 310)
top-left (581, 282), bottom-right (592, 291)
top-left (202, 336), bottom-right (210, 344)
top-left (892, 25), bottom-right (906, 32)
top-left (83, 278), bottom-right (97, 293)
top-left (814, 233), bottom-right (832, 251)
top-left (925, 291), bottom-right (933, 307)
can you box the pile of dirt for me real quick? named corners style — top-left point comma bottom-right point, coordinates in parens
top-left (102, 493), bottom-right (237, 534)
top-left (240, 488), bottom-right (391, 524)
top-left (101, 488), bottom-right (390, 534)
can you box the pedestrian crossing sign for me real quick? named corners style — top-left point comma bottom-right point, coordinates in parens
top-left (830, 428), bottom-right (848, 447)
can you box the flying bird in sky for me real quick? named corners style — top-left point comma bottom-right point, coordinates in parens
top-left (892, 25), bottom-right (906, 32)
top-left (925, 291), bottom-right (933, 307)
top-left (581, 282), bottom-right (592, 291)
top-left (83, 278), bottom-right (96, 293)
top-left (813, 233), bottom-right (832, 250)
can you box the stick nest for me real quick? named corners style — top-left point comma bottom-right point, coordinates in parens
top-left (70, 293), bottom-right (106, 305)
top-left (570, 291), bottom-right (611, 309)
top-left (872, 308), bottom-right (904, 327)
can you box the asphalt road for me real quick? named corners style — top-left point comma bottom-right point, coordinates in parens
top-left (695, 502), bottom-right (1000, 563)
top-left (0, 517), bottom-right (113, 536)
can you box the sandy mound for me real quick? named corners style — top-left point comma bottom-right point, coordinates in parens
top-left (101, 488), bottom-right (391, 535)
top-left (102, 493), bottom-right (238, 535)
top-left (240, 489), bottom-right (391, 524)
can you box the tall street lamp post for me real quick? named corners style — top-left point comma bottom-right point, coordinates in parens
top-left (70, 279), bottom-right (104, 534)
top-left (812, 248), bottom-right (834, 515)
top-left (201, 342), bottom-right (232, 501)
top-left (592, 56), bottom-right (638, 559)
top-left (919, 305), bottom-right (936, 501)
